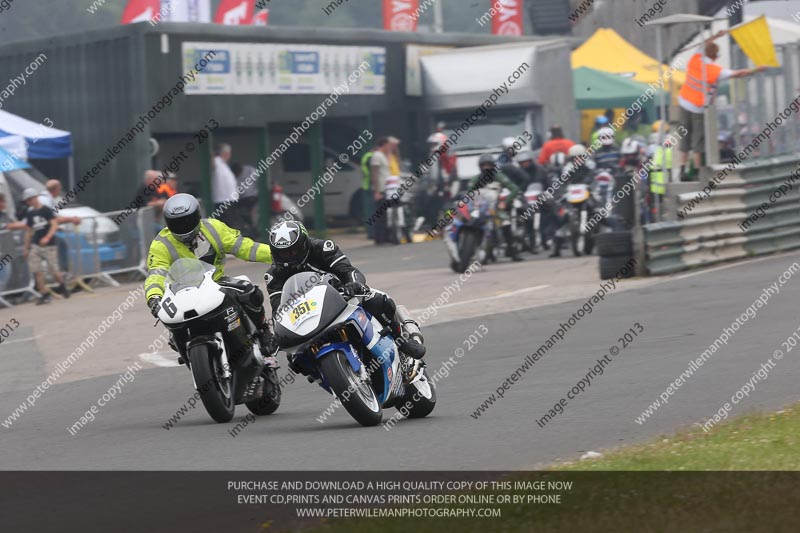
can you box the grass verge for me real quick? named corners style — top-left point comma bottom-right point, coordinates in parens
top-left (303, 406), bottom-right (800, 532)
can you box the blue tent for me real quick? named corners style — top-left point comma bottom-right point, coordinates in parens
top-left (0, 145), bottom-right (32, 171)
top-left (0, 109), bottom-right (72, 159)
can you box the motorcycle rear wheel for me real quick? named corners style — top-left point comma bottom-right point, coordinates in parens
top-left (246, 366), bottom-right (281, 416)
top-left (400, 366), bottom-right (437, 419)
top-left (189, 343), bottom-right (235, 423)
top-left (319, 351), bottom-right (382, 426)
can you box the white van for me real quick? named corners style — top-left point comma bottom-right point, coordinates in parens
top-left (271, 143), bottom-right (363, 220)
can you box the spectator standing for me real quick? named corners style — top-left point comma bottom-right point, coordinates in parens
top-left (212, 144), bottom-right (240, 226)
top-left (21, 188), bottom-right (69, 305)
top-left (39, 179), bottom-right (65, 209)
top-left (231, 162), bottom-right (259, 238)
top-left (387, 136), bottom-right (402, 176)
top-left (369, 137), bottom-right (392, 244)
top-left (360, 146), bottom-right (375, 239)
top-left (0, 193), bottom-right (25, 230)
top-left (538, 125), bottom-right (575, 165)
top-left (148, 171), bottom-right (178, 208)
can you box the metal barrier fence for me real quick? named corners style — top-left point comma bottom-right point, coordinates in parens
top-left (726, 43), bottom-right (800, 160)
top-left (0, 229), bottom-right (38, 307)
top-left (644, 155), bottom-right (800, 275)
top-left (0, 206), bottom-right (158, 307)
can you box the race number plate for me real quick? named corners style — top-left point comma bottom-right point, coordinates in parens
top-left (290, 299), bottom-right (320, 326)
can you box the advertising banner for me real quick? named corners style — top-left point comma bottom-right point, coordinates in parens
top-left (182, 42), bottom-right (386, 95)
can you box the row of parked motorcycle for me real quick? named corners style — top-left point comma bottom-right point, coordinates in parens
top-left (443, 155), bottom-right (622, 274)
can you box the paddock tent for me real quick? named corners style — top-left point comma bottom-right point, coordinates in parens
top-left (571, 28), bottom-right (686, 87)
top-left (0, 135), bottom-right (28, 159)
top-left (0, 109), bottom-right (73, 159)
top-left (0, 144), bottom-right (32, 171)
top-left (573, 66), bottom-right (662, 112)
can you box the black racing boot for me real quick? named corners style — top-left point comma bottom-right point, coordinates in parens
top-left (256, 328), bottom-right (276, 356)
top-left (243, 304), bottom-right (273, 356)
top-left (396, 335), bottom-right (426, 360)
top-left (391, 310), bottom-right (426, 360)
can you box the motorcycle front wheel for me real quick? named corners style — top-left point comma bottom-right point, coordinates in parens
top-left (458, 229), bottom-right (480, 272)
top-left (189, 343), bottom-right (235, 423)
top-left (319, 351), bottom-right (382, 427)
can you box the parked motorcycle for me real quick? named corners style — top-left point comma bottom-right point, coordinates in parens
top-left (384, 175), bottom-right (413, 245)
top-left (559, 182), bottom-right (596, 257)
top-left (498, 187), bottom-right (529, 256)
top-left (274, 272), bottom-right (436, 427)
top-left (157, 258), bottom-right (281, 423)
top-left (444, 190), bottom-right (495, 273)
top-left (523, 182), bottom-right (545, 252)
top-left (592, 170), bottom-right (615, 210)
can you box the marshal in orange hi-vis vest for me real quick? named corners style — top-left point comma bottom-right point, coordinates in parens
top-left (679, 53), bottom-right (723, 108)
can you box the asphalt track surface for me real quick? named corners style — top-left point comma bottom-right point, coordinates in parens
top-left (2, 242), bottom-right (800, 470)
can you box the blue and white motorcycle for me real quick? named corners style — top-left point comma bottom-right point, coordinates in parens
top-left (274, 272), bottom-right (436, 426)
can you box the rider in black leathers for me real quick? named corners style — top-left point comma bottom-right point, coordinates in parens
top-left (265, 220), bottom-right (426, 365)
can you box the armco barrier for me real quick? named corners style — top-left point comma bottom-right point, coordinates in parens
top-left (644, 155), bottom-right (800, 275)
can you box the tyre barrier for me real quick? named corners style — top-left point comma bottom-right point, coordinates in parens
top-left (596, 231), bottom-right (634, 280)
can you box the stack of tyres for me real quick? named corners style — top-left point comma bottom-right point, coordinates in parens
top-left (595, 231), bottom-right (634, 280)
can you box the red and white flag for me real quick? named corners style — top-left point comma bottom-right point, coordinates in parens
top-left (253, 8), bottom-right (269, 26)
top-left (214, 0), bottom-right (255, 25)
top-left (383, 0), bottom-right (419, 32)
top-left (492, 0), bottom-right (524, 36)
top-left (120, 0), bottom-right (160, 24)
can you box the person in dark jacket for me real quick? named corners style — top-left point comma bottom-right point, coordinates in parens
top-left (265, 221), bottom-right (426, 366)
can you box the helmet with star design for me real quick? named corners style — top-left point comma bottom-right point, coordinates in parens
top-left (268, 220), bottom-right (310, 267)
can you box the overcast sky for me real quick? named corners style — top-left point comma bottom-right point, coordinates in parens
top-left (743, 0), bottom-right (800, 20)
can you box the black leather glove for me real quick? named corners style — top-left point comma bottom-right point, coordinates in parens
top-left (148, 297), bottom-right (162, 319)
top-left (341, 282), bottom-right (368, 299)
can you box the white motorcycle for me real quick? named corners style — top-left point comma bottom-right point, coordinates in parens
top-left (157, 258), bottom-right (281, 423)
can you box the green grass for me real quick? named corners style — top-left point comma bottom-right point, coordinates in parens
top-left (298, 406), bottom-right (800, 532)
top-left (556, 404), bottom-right (800, 471)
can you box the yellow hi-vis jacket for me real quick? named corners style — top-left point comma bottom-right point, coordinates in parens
top-left (649, 146), bottom-right (672, 195)
top-left (144, 218), bottom-right (272, 302)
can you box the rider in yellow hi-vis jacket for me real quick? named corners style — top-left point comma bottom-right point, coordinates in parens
top-left (144, 193), bottom-right (274, 354)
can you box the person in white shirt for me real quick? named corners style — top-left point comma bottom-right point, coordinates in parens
top-left (38, 179), bottom-right (79, 225)
top-left (212, 143), bottom-right (242, 226)
top-left (369, 137), bottom-right (392, 244)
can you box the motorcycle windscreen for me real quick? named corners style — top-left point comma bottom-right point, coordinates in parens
top-left (166, 258), bottom-right (214, 292)
top-left (279, 272), bottom-right (325, 307)
top-left (275, 273), bottom-right (349, 346)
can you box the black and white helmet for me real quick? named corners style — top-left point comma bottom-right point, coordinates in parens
top-left (515, 150), bottom-right (535, 164)
top-left (268, 220), bottom-right (310, 267)
top-left (164, 193), bottom-right (201, 244)
top-left (549, 152), bottom-right (567, 167)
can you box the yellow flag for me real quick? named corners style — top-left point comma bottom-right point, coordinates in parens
top-left (729, 15), bottom-right (780, 67)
